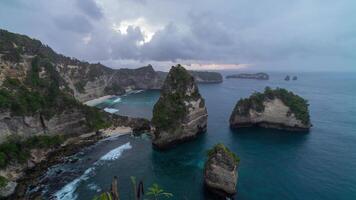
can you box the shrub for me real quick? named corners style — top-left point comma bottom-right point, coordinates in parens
top-left (0, 176), bottom-right (7, 188)
top-left (207, 143), bottom-right (240, 165)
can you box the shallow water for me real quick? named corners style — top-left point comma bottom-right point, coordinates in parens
top-left (48, 71), bottom-right (356, 200)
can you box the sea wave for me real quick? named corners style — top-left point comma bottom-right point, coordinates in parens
top-left (54, 167), bottom-right (94, 200)
top-left (100, 142), bottom-right (132, 161)
top-left (103, 108), bottom-right (119, 113)
top-left (54, 142), bottom-right (132, 200)
top-left (113, 97), bottom-right (122, 103)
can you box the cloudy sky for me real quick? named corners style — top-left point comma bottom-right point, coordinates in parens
top-left (0, 0), bottom-right (355, 71)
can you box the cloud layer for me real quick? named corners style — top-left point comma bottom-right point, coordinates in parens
top-left (0, 0), bottom-right (355, 71)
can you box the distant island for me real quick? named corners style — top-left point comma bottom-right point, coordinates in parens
top-left (226, 73), bottom-right (269, 80)
top-left (158, 70), bottom-right (223, 84)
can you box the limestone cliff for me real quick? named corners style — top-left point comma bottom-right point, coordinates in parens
top-left (151, 65), bottom-right (208, 149)
top-left (230, 87), bottom-right (311, 131)
top-left (204, 143), bottom-right (239, 198)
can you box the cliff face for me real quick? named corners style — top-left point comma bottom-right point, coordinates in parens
top-left (151, 65), bottom-right (208, 149)
top-left (204, 144), bottom-right (239, 198)
top-left (0, 110), bottom-right (88, 143)
top-left (230, 87), bottom-right (311, 131)
top-left (0, 29), bottom-right (158, 139)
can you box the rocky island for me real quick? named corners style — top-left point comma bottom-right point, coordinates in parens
top-left (229, 87), bottom-right (311, 131)
top-left (204, 143), bottom-right (239, 199)
top-left (226, 72), bottom-right (269, 80)
top-left (151, 65), bottom-right (208, 149)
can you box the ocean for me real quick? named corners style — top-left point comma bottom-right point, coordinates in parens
top-left (44, 71), bottom-right (356, 200)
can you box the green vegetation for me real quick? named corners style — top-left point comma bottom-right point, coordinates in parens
top-left (0, 176), bottom-right (8, 188)
top-left (92, 181), bottom-right (173, 200)
top-left (235, 87), bottom-right (310, 125)
top-left (152, 93), bottom-right (187, 131)
top-left (74, 81), bottom-right (86, 93)
top-left (146, 183), bottom-right (173, 200)
top-left (0, 135), bottom-right (64, 169)
top-left (104, 84), bottom-right (124, 95)
top-left (93, 193), bottom-right (113, 200)
top-left (207, 143), bottom-right (240, 165)
top-left (83, 106), bottom-right (111, 131)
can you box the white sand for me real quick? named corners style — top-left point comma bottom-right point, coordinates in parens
top-left (101, 126), bottom-right (132, 137)
top-left (84, 95), bottom-right (114, 106)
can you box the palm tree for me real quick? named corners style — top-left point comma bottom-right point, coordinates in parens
top-left (146, 183), bottom-right (173, 200)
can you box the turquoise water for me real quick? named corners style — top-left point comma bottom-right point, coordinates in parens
top-left (51, 72), bottom-right (356, 200)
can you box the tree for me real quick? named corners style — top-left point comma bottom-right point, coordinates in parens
top-left (146, 184), bottom-right (173, 200)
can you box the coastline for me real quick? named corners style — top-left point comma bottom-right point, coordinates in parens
top-left (83, 95), bottom-right (115, 106)
top-left (9, 127), bottom-right (135, 200)
top-left (5, 94), bottom-right (150, 199)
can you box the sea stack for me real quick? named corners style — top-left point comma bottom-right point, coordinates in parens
top-left (285, 75), bottom-right (290, 81)
top-left (229, 87), bottom-right (311, 131)
top-left (204, 144), bottom-right (239, 198)
top-left (151, 64), bottom-right (208, 149)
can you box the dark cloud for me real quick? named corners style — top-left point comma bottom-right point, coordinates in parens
top-left (53, 15), bottom-right (93, 34)
top-left (0, 0), bottom-right (355, 71)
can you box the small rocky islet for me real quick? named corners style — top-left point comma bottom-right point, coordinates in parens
top-left (229, 87), bottom-right (311, 131)
top-left (204, 143), bottom-right (239, 199)
top-left (151, 64), bottom-right (208, 149)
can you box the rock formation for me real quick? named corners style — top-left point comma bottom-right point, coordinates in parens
top-left (189, 71), bottom-right (223, 83)
top-left (151, 65), bottom-right (208, 149)
top-left (204, 143), bottom-right (239, 198)
top-left (285, 75), bottom-right (290, 81)
top-left (157, 70), bottom-right (223, 84)
top-left (292, 76), bottom-right (298, 80)
top-left (226, 72), bottom-right (269, 80)
top-left (230, 87), bottom-right (311, 131)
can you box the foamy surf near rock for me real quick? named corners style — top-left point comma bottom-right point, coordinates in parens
top-left (113, 97), bottom-right (122, 103)
top-left (104, 108), bottom-right (119, 114)
top-left (54, 142), bottom-right (132, 200)
top-left (54, 167), bottom-right (94, 200)
top-left (100, 142), bottom-right (132, 161)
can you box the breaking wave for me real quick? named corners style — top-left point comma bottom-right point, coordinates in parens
top-left (54, 142), bottom-right (132, 200)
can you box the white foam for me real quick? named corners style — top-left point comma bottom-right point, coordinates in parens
top-left (87, 183), bottom-right (101, 192)
top-left (100, 142), bottom-right (132, 161)
top-left (113, 97), bottom-right (122, 103)
top-left (103, 108), bottom-right (119, 113)
top-left (54, 167), bottom-right (94, 200)
top-left (54, 142), bottom-right (132, 199)
top-left (133, 90), bottom-right (143, 94)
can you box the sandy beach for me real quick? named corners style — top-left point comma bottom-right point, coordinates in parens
top-left (83, 95), bottom-right (114, 106)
